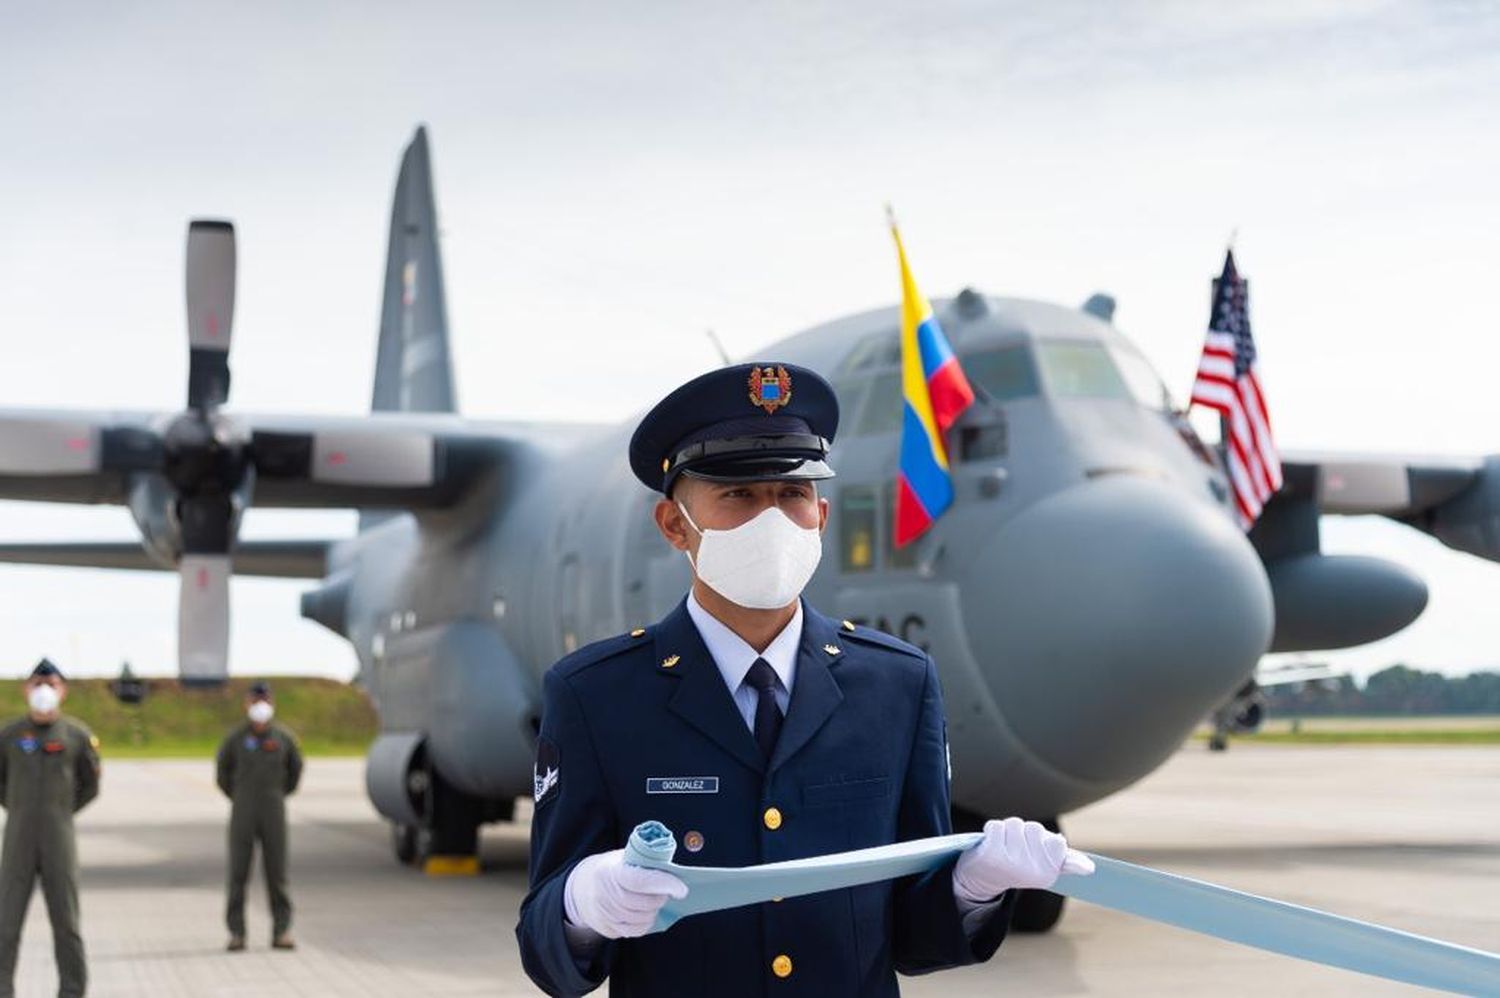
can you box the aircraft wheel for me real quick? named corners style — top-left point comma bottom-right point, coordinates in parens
top-left (392, 823), bottom-right (419, 865)
top-left (1208, 733), bottom-right (1229, 752)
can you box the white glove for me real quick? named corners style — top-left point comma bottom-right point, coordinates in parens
top-left (563, 848), bottom-right (689, 939)
top-left (952, 817), bottom-right (1095, 904)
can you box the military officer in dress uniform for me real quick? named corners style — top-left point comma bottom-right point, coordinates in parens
top-left (0, 659), bottom-right (100, 998)
top-left (216, 681), bottom-right (303, 952)
top-left (517, 363), bottom-right (1087, 997)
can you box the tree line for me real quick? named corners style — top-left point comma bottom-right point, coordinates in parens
top-left (1264, 665), bottom-right (1500, 715)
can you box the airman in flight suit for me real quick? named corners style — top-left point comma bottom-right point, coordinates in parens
top-left (0, 658), bottom-right (100, 998)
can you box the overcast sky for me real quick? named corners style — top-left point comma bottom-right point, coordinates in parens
top-left (1, 1), bottom-right (1498, 681)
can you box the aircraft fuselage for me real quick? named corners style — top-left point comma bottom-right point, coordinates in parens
top-left (337, 294), bottom-right (1281, 822)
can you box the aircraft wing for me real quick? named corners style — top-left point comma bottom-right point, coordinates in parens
top-left (0, 407), bottom-right (527, 510)
top-left (0, 539), bottom-right (330, 578)
top-left (1253, 663), bottom-right (1341, 687)
top-left (1274, 450), bottom-right (1500, 562)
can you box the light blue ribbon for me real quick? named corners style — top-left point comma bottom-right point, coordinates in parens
top-left (623, 820), bottom-right (1500, 995)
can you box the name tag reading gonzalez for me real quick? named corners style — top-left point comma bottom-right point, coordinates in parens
top-left (646, 777), bottom-right (720, 794)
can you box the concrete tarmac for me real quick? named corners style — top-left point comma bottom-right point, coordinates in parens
top-left (5, 745), bottom-right (1497, 996)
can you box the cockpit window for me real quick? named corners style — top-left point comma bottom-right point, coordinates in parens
top-left (1108, 345), bottom-right (1173, 410)
top-left (1036, 341), bottom-right (1132, 400)
top-left (960, 347), bottom-right (1040, 402)
top-left (852, 371), bottom-right (904, 436)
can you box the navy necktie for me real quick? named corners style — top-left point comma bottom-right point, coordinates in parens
top-left (745, 658), bottom-right (783, 761)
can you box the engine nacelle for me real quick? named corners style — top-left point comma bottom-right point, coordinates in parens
top-left (126, 473), bottom-right (181, 567)
top-left (365, 731), bottom-right (427, 826)
top-left (1428, 454), bottom-right (1500, 562)
top-left (1267, 553), bottom-right (1427, 652)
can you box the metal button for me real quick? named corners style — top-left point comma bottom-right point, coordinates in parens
top-left (763, 806), bottom-right (782, 830)
top-left (630, 628), bottom-right (645, 638)
top-left (772, 954), bottom-right (793, 978)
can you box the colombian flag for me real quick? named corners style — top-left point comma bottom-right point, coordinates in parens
top-left (891, 216), bottom-right (975, 547)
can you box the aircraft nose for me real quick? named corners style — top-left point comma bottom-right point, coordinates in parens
top-left (960, 475), bottom-right (1273, 788)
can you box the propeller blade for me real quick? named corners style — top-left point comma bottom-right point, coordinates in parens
top-left (0, 417), bottom-right (99, 474)
top-left (177, 492), bottom-right (236, 554)
top-left (176, 490), bottom-right (235, 683)
top-left (251, 429), bottom-right (436, 487)
top-left (178, 554), bottom-right (230, 684)
top-left (185, 219), bottom-right (236, 410)
top-left (0, 419), bottom-right (162, 475)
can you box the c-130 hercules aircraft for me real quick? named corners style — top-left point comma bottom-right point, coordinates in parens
top-left (2, 128), bottom-right (1497, 930)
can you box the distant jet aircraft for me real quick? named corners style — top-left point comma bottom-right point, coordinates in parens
top-left (3, 127), bottom-right (1496, 931)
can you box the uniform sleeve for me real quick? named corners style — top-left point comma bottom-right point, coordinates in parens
top-left (283, 730), bottom-right (304, 796)
top-left (515, 669), bottom-right (620, 997)
top-left (216, 732), bottom-right (237, 798)
top-left (891, 654), bottom-right (1015, 975)
top-left (73, 726), bottom-right (102, 812)
top-left (0, 728), bottom-right (9, 811)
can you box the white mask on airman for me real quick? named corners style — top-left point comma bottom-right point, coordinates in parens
top-left (28, 684), bottom-right (60, 716)
top-left (678, 502), bottom-right (822, 610)
top-left (248, 701), bottom-right (274, 725)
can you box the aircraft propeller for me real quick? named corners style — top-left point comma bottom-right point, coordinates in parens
top-left (0, 219), bottom-right (444, 682)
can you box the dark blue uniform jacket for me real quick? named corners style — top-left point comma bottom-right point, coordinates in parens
top-left (516, 599), bottom-right (1014, 996)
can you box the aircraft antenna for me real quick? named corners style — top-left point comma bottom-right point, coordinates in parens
top-left (705, 328), bottom-right (731, 365)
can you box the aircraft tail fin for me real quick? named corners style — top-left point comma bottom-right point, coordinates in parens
top-left (372, 126), bottom-right (457, 416)
top-left (365, 127), bottom-right (457, 531)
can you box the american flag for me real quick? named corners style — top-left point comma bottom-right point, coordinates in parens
top-left (1189, 250), bottom-right (1282, 529)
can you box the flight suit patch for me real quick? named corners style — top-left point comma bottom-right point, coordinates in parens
top-left (243, 736), bottom-right (258, 751)
top-left (18, 737), bottom-right (37, 754)
top-left (43, 740), bottom-right (64, 754)
top-left (533, 736), bottom-right (560, 807)
top-left (263, 739), bottom-right (280, 751)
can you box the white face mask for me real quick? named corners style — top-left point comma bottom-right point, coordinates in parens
top-left (28, 684), bottom-right (60, 716)
top-left (678, 501), bottom-right (823, 610)
top-left (248, 701), bottom-right (274, 725)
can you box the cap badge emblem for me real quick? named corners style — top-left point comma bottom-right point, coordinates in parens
top-left (748, 365), bottom-right (792, 415)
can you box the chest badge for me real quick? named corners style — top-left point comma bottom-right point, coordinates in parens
top-left (18, 737), bottom-right (37, 754)
top-left (243, 736), bottom-right (258, 751)
top-left (262, 739), bottom-right (280, 751)
top-left (43, 740), bottom-right (64, 754)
